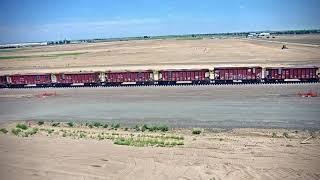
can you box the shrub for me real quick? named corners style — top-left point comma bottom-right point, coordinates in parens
top-left (88, 124), bottom-right (93, 128)
top-left (0, 128), bottom-right (8, 134)
top-left (192, 129), bottom-right (201, 135)
top-left (79, 132), bottom-right (86, 138)
top-left (67, 122), bottom-right (74, 127)
top-left (141, 124), bottom-right (148, 132)
top-left (112, 123), bottom-right (120, 129)
top-left (37, 121), bottom-right (44, 126)
top-left (23, 128), bottom-right (38, 137)
top-left (52, 122), bottom-right (60, 127)
top-left (12, 128), bottom-right (22, 135)
top-left (124, 127), bottom-right (129, 131)
top-left (158, 125), bottom-right (169, 132)
top-left (177, 141), bottom-right (184, 146)
top-left (16, 123), bottom-right (28, 130)
top-left (283, 132), bottom-right (289, 138)
top-left (134, 125), bottom-right (140, 131)
top-left (93, 122), bottom-right (102, 128)
top-left (103, 124), bottom-right (108, 128)
top-left (272, 132), bottom-right (277, 138)
top-left (47, 129), bottom-right (54, 134)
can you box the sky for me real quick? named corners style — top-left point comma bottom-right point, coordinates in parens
top-left (0, 0), bottom-right (319, 43)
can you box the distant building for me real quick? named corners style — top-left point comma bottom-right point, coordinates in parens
top-left (247, 32), bottom-right (271, 38)
top-left (258, 32), bottom-right (271, 37)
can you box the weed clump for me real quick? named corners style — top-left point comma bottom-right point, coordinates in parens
top-left (192, 129), bottom-right (202, 135)
top-left (16, 123), bottom-right (28, 130)
top-left (135, 124), bottom-right (169, 132)
top-left (111, 123), bottom-right (120, 129)
top-left (23, 128), bottom-right (38, 137)
top-left (0, 128), bottom-right (8, 134)
top-left (93, 122), bottom-right (102, 128)
top-left (52, 122), bottom-right (60, 127)
top-left (283, 132), bottom-right (289, 138)
top-left (67, 122), bottom-right (74, 127)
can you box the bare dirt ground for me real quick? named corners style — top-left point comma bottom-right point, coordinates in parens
top-left (0, 122), bottom-right (319, 180)
top-left (0, 35), bottom-right (319, 75)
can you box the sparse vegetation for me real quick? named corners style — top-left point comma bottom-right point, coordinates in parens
top-left (6, 121), bottom-right (183, 147)
top-left (37, 121), bottom-right (44, 125)
top-left (135, 124), bottom-right (169, 132)
top-left (272, 132), bottom-right (277, 138)
top-left (0, 128), bottom-right (8, 134)
top-left (16, 123), bottom-right (28, 130)
top-left (192, 129), bottom-right (202, 135)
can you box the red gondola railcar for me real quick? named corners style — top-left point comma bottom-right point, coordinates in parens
top-left (0, 76), bottom-right (7, 87)
top-left (54, 72), bottom-right (100, 86)
top-left (265, 67), bottom-right (318, 82)
top-left (106, 71), bottom-right (153, 85)
top-left (214, 67), bottom-right (262, 83)
top-left (158, 69), bottom-right (209, 85)
top-left (8, 74), bottom-right (51, 87)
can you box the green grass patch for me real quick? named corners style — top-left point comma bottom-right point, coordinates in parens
top-left (16, 123), bottom-right (28, 130)
top-left (114, 137), bottom-right (183, 147)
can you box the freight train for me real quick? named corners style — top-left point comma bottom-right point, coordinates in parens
top-left (0, 66), bottom-right (319, 88)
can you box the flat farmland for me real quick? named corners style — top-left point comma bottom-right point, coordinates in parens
top-left (0, 35), bottom-right (320, 74)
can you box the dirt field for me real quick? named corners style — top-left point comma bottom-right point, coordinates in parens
top-left (0, 121), bottom-right (319, 180)
top-left (0, 35), bottom-right (320, 75)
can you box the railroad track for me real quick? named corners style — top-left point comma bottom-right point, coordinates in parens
top-left (1, 81), bottom-right (319, 89)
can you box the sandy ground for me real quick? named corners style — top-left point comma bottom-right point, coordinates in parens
top-left (0, 122), bottom-right (319, 180)
top-left (0, 36), bottom-right (320, 75)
